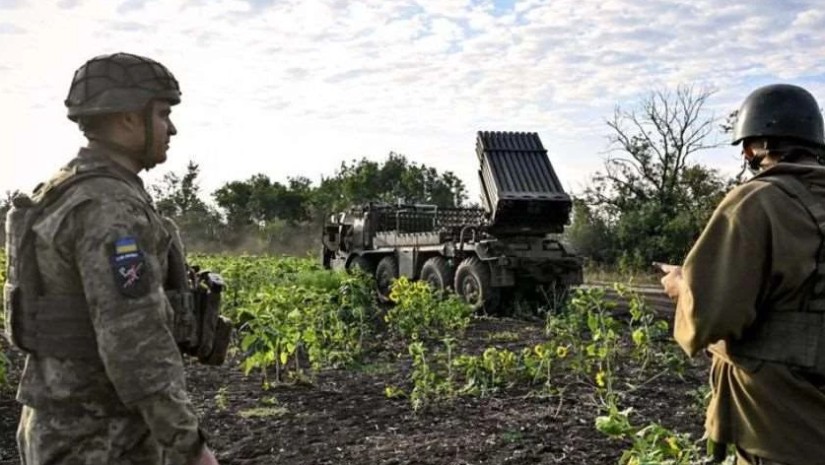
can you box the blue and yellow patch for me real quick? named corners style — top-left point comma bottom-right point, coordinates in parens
top-left (115, 237), bottom-right (139, 255)
top-left (110, 236), bottom-right (150, 298)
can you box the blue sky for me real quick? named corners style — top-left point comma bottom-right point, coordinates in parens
top-left (2, 0), bottom-right (824, 202)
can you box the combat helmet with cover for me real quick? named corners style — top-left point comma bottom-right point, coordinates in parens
top-left (65, 52), bottom-right (181, 121)
top-left (65, 52), bottom-right (181, 171)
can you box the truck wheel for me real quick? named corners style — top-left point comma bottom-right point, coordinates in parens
top-left (347, 255), bottom-right (373, 275)
top-left (420, 257), bottom-right (452, 293)
top-left (375, 256), bottom-right (399, 303)
top-left (321, 246), bottom-right (333, 269)
top-left (454, 257), bottom-right (499, 312)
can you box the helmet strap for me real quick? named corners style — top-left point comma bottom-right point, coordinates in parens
top-left (87, 137), bottom-right (143, 162)
top-left (745, 139), bottom-right (769, 172)
top-left (745, 139), bottom-right (825, 172)
top-left (86, 103), bottom-right (158, 172)
top-left (142, 101), bottom-right (157, 171)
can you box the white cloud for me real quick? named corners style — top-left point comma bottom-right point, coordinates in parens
top-left (2, 0), bottom-right (825, 203)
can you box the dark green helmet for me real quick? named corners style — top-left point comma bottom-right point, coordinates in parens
top-left (731, 83), bottom-right (824, 147)
top-left (65, 52), bottom-right (181, 122)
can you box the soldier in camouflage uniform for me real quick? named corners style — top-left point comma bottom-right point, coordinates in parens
top-left (6, 53), bottom-right (219, 464)
top-left (661, 84), bottom-right (825, 465)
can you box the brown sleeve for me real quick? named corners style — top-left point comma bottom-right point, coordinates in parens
top-left (674, 184), bottom-right (770, 356)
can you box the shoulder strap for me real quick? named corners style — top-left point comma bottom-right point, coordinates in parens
top-left (20, 169), bottom-right (133, 296)
top-left (758, 174), bottom-right (825, 307)
top-left (727, 174), bottom-right (825, 372)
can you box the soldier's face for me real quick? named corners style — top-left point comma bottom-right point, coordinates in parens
top-left (149, 100), bottom-right (177, 165)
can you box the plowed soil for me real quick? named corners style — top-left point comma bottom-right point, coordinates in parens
top-left (0, 292), bottom-right (708, 465)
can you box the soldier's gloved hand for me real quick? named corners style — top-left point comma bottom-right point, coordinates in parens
top-left (190, 445), bottom-right (219, 465)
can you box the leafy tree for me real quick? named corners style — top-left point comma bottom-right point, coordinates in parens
top-left (576, 85), bottom-right (734, 267)
top-left (149, 152), bottom-right (469, 254)
top-left (314, 152), bottom-right (467, 212)
top-left (566, 199), bottom-right (615, 264)
top-left (151, 161), bottom-right (209, 217)
top-left (149, 162), bottom-right (224, 251)
top-left (213, 174), bottom-right (313, 227)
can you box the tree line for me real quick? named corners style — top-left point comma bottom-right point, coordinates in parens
top-left (567, 85), bottom-right (743, 271)
top-left (147, 152), bottom-right (469, 254)
top-left (1, 84), bottom-right (742, 269)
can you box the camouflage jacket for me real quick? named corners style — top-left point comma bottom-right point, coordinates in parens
top-left (15, 146), bottom-right (203, 463)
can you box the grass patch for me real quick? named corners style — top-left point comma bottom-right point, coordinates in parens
top-left (238, 406), bottom-right (289, 419)
top-left (486, 331), bottom-right (521, 343)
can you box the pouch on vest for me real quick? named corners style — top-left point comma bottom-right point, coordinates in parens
top-left (2, 168), bottom-right (171, 359)
top-left (193, 270), bottom-right (231, 366)
top-left (3, 191), bottom-right (98, 358)
top-left (4, 195), bottom-right (44, 353)
top-left (3, 197), bottom-right (31, 351)
top-left (165, 240), bottom-right (230, 366)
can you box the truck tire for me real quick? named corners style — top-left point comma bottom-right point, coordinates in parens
top-left (375, 255), bottom-right (399, 303)
top-left (347, 255), bottom-right (373, 275)
top-left (420, 257), bottom-right (452, 293)
top-left (454, 256), bottom-right (499, 312)
top-left (321, 246), bottom-right (333, 269)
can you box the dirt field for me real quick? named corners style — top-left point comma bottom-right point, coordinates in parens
top-left (0, 293), bottom-right (709, 465)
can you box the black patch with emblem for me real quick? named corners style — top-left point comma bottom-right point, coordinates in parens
top-left (110, 236), bottom-right (151, 298)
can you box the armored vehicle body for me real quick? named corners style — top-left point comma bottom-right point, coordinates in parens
top-left (321, 131), bottom-right (583, 311)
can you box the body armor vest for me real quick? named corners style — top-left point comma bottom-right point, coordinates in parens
top-left (727, 174), bottom-right (825, 375)
top-left (3, 167), bottom-right (229, 364)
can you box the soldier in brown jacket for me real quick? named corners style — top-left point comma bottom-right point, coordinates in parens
top-left (661, 84), bottom-right (825, 465)
top-left (4, 53), bottom-right (219, 464)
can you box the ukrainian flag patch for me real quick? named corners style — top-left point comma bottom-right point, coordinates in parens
top-left (115, 237), bottom-right (139, 255)
top-left (111, 236), bottom-right (150, 298)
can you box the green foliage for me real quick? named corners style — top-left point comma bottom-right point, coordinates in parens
top-left (574, 288), bottom-right (622, 403)
top-left (164, 254), bottom-right (699, 463)
top-left (399, 337), bottom-right (565, 409)
top-left (211, 152), bottom-right (466, 226)
top-left (315, 152), bottom-right (467, 212)
top-left (197, 255), bottom-right (375, 385)
top-left (152, 152), bottom-right (466, 255)
top-left (151, 161), bottom-right (210, 217)
top-left (214, 174), bottom-right (314, 227)
top-left (150, 162), bottom-right (225, 248)
top-left (596, 405), bottom-right (703, 465)
top-left (616, 284), bottom-right (672, 370)
top-left (570, 85), bottom-right (739, 270)
top-left (567, 199), bottom-right (615, 263)
top-left (385, 277), bottom-right (473, 341)
top-left (408, 339), bottom-right (457, 411)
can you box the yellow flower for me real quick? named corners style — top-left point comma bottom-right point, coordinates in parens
top-left (555, 345), bottom-right (569, 359)
top-left (534, 344), bottom-right (545, 357)
top-left (596, 371), bottom-right (606, 387)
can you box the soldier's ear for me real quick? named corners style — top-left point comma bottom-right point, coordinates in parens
top-left (118, 111), bottom-right (145, 133)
